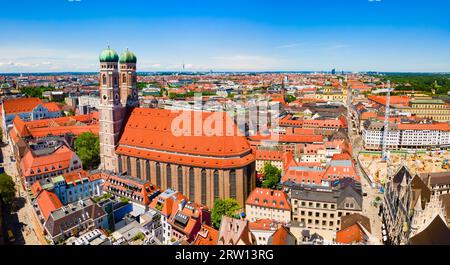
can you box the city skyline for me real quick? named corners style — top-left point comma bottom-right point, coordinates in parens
top-left (1, 0), bottom-right (450, 73)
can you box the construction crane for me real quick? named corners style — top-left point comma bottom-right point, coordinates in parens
top-left (382, 80), bottom-right (392, 162)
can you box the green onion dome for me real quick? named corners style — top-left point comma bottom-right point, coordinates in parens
top-left (99, 46), bottom-right (119, 62)
top-left (119, 48), bottom-right (137, 64)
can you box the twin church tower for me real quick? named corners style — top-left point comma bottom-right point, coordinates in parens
top-left (98, 46), bottom-right (138, 171)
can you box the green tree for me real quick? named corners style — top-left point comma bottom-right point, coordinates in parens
top-left (0, 173), bottom-right (16, 206)
top-left (20, 86), bottom-right (54, 98)
top-left (74, 132), bottom-right (100, 170)
top-left (286, 95), bottom-right (296, 103)
top-left (262, 163), bottom-right (281, 189)
top-left (211, 198), bottom-right (241, 229)
top-left (169, 92), bottom-right (177, 100)
top-left (137, 82), bottom-right (148, 90)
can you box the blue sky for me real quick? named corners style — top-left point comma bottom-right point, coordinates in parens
top-left (1, 0), bottom-right (449, 72)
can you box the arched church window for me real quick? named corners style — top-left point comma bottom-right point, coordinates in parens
top-left (178, 166), bottom-right (183, 193)
top-left (156, 162), bottom-right (161, 187)
top-left (229, 169), bottom-right (236, 199)
top-left (201, 169), bottom-right (207, 205)
top-left (214, 170), bottom-right (220, 201)
top-left (166, 164), bottom-right (172, 188)
top-left (189, 168), bottom-right (195, 201)
top-left (102, 74), bottom-right (106, 85)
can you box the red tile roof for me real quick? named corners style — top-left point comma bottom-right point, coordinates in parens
top-left (193, 225), bottom-right (219, 245)
top-left (42, 102), bottom-right (62, 112)
top-left (368, 95), bottom-right (410, 107)
top-left (269, 226), bottom-right (296, 245)
top-left (12, 113), bottom-right (100, 138)
top-left (249, 134), bottom-right (323, 144)
top-left (12, 116), bottom-right (30, 137)
top-left (37, 190), bottom-right (63, 220)
top-left (255, 149), bottom-right (283, 161)
top-left (31, 181), bottom-right (43, 197)
top-left (397, 123), bottom-right (450, 131)
top-left (282, 166), bottom-right (325, 184)
top-left (360, 111), bottom-right (377, 120)
top-left (280, 114), bottom-right (347, 129)
top-left (249, 219), bottom-right (279, 231)
top-left (117, 108), bottom-right (254, 169)
top-left (3, 97), bottom-right (43, 114)
top-left (24, 112), bottom-right (99, 129)
top-left (246, 188), bottom-right (291, 211)
top-left (336, 223), bottom-right (365, 244)
top-left (29, 125), bottom-right (99, 138)
top-left (149, 190), bottom-right (185, 216)
top-left (62, 170), bottom-right (89, 186)
top-left (20, 145), bottom-right (78, 178)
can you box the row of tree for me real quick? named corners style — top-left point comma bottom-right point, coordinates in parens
top-left (377, 74), bottom-right (450, 95)
top-left (0, 173), bottom-right (16, 207)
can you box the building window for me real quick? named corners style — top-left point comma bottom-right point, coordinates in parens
top-left (118, 155), bottom-right (122, 173)
top-left (189, 168), bottom-right (195, 201)
top-left (102, 74), bottom-right (106, 85)
top-left (178, 166), bottom-right (183, 193)
top-left (214, 170), bottom-right (220, 201)
top-left (229, 170), bottom-right (236, 199)
top-left (136, 159), bottom-right (141, 179)
top-left (166, 164), bottom-right (172, 188)
top-left (201, 169), bottom-right (207, 205)
top-left (122, 74), bottom-right (126, 83)
top-left (126, 157), bottom-right (131, 174)
top-left (246, 165), bottom-right (253, 196)
top-left (146, 161), bottom-right (151, 181)
top-left (156, 163), bottom-right (161, 187)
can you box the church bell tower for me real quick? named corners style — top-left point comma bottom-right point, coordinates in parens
top-left (119, 48), bottom-right (139, 108)
top-left (98, 46), bottom-right (124, 172)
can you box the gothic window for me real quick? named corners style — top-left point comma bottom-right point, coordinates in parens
top-left (146, 161), bottom-right (151, 181)
top-left (201, 169), bottom-right (207, 205)
top-left (229, 169), bottom-right (236, 199)
top-left (118, 155), bottom-right (122, 173)
top-left (214, 170), bottom-right (220, 201)
top-left (136, 159), bottom-right (141, 179)
top-left (102, 74), bottom-right (106, 85)
top-left (189, 168), bottom-right (195, 201)
top-left (178, 166), bottom-right (183, 193)
top-left (122, 74), bottom-right (126, 83)
top-left (166, 164), bottom-right (172, 188)
top-left (126, 157), bottom-right (131, 175)
top-left (156, 162), bottom-right (161, 187)
top-left (246, 165), bottom-right (253, 196)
